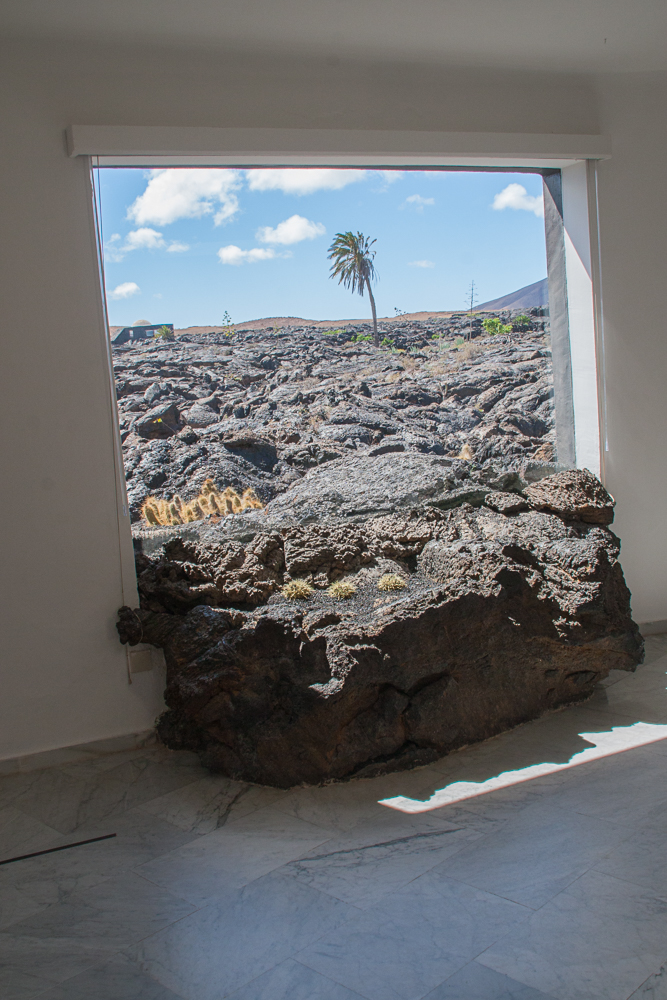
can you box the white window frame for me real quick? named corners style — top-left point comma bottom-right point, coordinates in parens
top-left (70, 125), bottom-right (610, 599)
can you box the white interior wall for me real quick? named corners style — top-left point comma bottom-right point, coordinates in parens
top-left (1, 38), bottom-right (665, 759)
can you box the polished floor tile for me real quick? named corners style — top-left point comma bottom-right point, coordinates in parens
top-left (28, 951), bottom-right (185, 999)
top-left (5, 808), bottom-right (197, 907)
top-left (629, 965), bottom-right (667, 999)
top-left (438, 800), bottom-right (630, 908)
top-left (1, 652), bottom-right (667, 999)
top-left (284, 813), bottom-right (476, 908)
top-left (8, 754), bottom-right (203, 834)
top-left (226, 957), bottom-right (366, 999)
top-left (299, 869), bottom-right (531, 1000)
top-left (478, 870), bottom-right (667, 1000)
top-left (139, 774), bottom-right (286, 835)
top-left (128, 871), bottom-right (357, 1000)
top-left (0, 872), bottom-right (195, 999)
top-left (424, 960), bottom-right (558, 999)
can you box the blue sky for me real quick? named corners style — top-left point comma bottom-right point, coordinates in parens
top-left (97, 167), bottom-right (547, 327)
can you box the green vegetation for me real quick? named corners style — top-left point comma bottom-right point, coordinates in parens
top-left (351, 332), bottom-right (373, 343)
top-left (381, 336), bottom-right (394, 348)
top-left (328, 231), bottom-right (379, 347)
top-left (154, 325), bottom-right (175, 341)
top-left (454, 336), bottom-right (465, 348)
top-left (324, 328), bottom-right (345, 336)
top-left (221, 311), bottom-right (234, 337)
top-left (513, 314), bottom-right (532, 331)
top-left (482, 317), bottom-right (513, 338)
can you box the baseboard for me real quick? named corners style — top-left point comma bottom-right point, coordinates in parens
top-left (639, 620), bottom-right (667, 637)
top-left (0, 729), bottom-right (157, 776)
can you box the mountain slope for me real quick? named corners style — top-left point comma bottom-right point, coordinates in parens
top-left (477, 278), bottom-right (548, 311)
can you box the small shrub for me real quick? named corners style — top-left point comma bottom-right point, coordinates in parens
top-left (377, 573), bottom-right (407, 592)
top-left (141, 479), bottom-right (263, 525)
top-left (482, 317), bottom-right (513, 339)
top-left (381, 336), bottom-right (394, 348)
top-left (454, 336), bottom-right (465, 348)
top-left (351, 332), bottom-right (372, 343)
top-left (282, 580), bottom-right (314, 600)
top-left (457, 442), bottom-right (474, 461)
top-left (154, 325), bottom-right (175, 341)
top-left (460, 343), bottom-right (482, 362)
top-left (221, 310), bottom-right (234, 337)
top-left (328, 579), bottom-right (357, 600)
top-left (513, 314), bottom-right (532, 331)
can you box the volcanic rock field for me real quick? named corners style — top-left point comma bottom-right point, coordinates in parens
top-left (114, 312), bottom-right (644, 787)
top-left (114, 312), bottom-right (554, 523)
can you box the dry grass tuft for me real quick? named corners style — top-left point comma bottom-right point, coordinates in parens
top-left (460, 342), bottom-right (483, 363)
top-left (377, 573), bottom-right (407, 592)
top-left (328, 579), bottom-right (357, 600)
top-left (141, 479), bottom-right (263, 525)
top-left (281, 580), bottom-right (314, 600)
top-left (456, 443), bottom-right (474, 461)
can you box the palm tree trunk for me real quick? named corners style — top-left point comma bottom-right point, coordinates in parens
top-left (366, 279), bottom-right (378, 347)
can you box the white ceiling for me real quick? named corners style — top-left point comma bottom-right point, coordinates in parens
top-left (1, 0), bottom-right (666, 73)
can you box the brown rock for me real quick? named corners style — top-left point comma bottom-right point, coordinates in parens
top-left (119, 498), bottom-right (642, 787)
top-left (523, 468), bottom-right (615, 524)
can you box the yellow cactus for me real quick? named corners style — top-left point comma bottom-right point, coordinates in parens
top-left (377, 573), bottom-right (407, 592)
top-left (141, 482), bottom-right (265, 525)
top-left (328, 580), bottom-right (357, 600)
top-left (281, 580), bottom-right (314, 600)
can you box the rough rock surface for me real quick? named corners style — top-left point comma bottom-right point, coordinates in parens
top-left (113, 313), bottom-right (553, 521)
top-left (120, 469), bottom-right (642, 787)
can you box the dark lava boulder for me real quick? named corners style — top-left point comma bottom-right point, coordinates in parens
top-left (119, 471), bottom-right (643, 787)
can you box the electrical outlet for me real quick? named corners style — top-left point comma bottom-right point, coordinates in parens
top-left (127, 647), bottom-right (153, 674)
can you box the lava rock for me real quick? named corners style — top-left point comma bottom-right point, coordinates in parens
top-left (119, 487), bottom-right (643, 787)
top-left (523, 468), bottom-right (615, 524)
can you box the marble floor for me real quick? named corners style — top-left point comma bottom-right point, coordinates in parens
top-left (2, 637), bottom-right (667, 1000)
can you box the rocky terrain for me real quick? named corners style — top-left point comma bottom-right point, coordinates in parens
top-left (113, 310), bottom-right (554, 523)
top-left (115, 312), bottom-right (643, 788)
top-left (120, 466), bottom-right (643, 787)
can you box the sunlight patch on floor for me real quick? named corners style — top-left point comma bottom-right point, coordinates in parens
top-left (380, 721), bottom-right (667, 813)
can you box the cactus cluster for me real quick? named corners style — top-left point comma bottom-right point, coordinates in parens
top-left (327, 579), bottom-right (357, 600)
top-left (281, 580), bottom-right (314, 600)
top-left (141, 479), bottom-right (263, 526)
top-left (377, 573), bottom-right (407, 592)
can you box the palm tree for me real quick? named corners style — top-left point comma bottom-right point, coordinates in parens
top-left (327, 232), bottom-right (379, 346)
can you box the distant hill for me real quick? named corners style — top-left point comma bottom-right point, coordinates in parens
top-left (477, 278), bottom-right (548, 312)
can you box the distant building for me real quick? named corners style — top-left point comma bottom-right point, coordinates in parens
top-left (110, 324), bottom-right (174, 345)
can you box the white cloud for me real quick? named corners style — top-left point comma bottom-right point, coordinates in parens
top-left (403, 194), bottom-right (435, 212)
top-left (492, 183), bottom-right (544, 217)
top-left (378, 170), bottom-right (405, 184)
top-left (104, 228), bottom-right (189, 261)
top-left (108, 281), bottom-right (140, 300)
top-left (218, 245), bottom-right (277, 266)
top-left (124, 227), bottom-right (166, 251)
top-left (256, 214), bottom-right (325, 245)
top-left (409, 259), bottom-right (435, 268)
top-left (128, 169), bottom-right (241, 226)
top-left (246, 168), bottom-right (367, 195)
